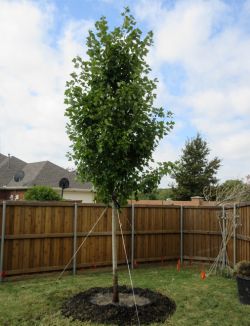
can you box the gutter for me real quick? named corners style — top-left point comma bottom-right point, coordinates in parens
top-left (0, 186), bottom-right (94, 192)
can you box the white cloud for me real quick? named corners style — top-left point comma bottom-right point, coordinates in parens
top-left (0, 0), bottom-right (92, 167)
top-left (1, 0), bottom-right (250, 186)
top-left (135, 0), bottom-right (250, 183)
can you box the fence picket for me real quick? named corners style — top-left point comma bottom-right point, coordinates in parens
top-left (0, 201), bottom-right (249, 278)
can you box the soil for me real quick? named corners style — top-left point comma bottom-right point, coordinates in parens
top-left (61, 286), bottom-right (176, 325)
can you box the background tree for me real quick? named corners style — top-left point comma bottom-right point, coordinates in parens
top-left (24, 186), bottom-right (61, 201)
top-left (65, 8), bottom-right (174, 302)
top-left (171, 134), bottom-right (221, 200)
top-left (203, 179), bottom-right (250, 204)
top-left (130, 188), bottom-right (174, 201)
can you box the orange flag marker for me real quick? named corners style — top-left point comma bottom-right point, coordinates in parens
top-left (200, 271), bottom-right (206, 280)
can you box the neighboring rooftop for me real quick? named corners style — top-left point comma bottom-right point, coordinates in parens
top-left (0, 153), bottom-right (7, 165)
top-left (0, 153), bottom-right (92, 190)
top-left (0, 155), bottom-right (27, 187)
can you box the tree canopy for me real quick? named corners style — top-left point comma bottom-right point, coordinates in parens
top-left (65, 8), bottom-right (174, 205)
top-left (171, 134), bottom-right (221, 200)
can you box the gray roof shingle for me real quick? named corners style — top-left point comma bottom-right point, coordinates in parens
top-left (0, 153), bottom-right (7, 166)
top-left (0, 155), bottom-right (27, 187)
top-left (2, 156), bottom-right (92, 190)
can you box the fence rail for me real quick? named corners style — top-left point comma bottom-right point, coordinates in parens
top-left (0, 201), bottom-right (250, 279)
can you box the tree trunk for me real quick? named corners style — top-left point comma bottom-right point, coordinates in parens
top-left (112, 202), bottom-right (119, 303)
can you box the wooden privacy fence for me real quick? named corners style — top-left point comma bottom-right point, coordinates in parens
top-left (0, 201), bottom-right (250, 280)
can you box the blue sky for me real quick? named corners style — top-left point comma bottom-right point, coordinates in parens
top-left (1, 0), bottom-right (250, 187)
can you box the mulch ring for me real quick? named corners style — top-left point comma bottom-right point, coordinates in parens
top-left (61, 285), bottom-right (176, 325)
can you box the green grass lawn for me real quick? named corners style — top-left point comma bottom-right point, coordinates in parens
top-left (0, 265), bottom-right (249, 325)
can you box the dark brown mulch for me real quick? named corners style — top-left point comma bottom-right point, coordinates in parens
top-left (61, 286), bottom-right (176, 325)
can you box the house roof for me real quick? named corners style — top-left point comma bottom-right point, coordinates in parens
top-left (0, 154), bottom-right (92, 190)
top-left (0, 155), bottom-right (27, 187)
top-left (0, 153), bottom-right (7, 165)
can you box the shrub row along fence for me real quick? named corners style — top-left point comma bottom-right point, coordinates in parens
top-left (0, 201), bottom-right (250, 280)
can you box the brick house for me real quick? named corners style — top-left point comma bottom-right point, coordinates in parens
top-left (0, 153), bottom-right (94, 202)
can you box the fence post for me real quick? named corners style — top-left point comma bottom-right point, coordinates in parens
top-left (0, 201), bottom-right (6, 282)
top-left (73, 202), bottom-right (78, 275)
top-left (233, 203), bottom-right (237, 267)
top-left (222, 205), bottom-right (226, 269)
top-left (131, 204), bottom-right (135, 269)
top-left (180, 205), bottom-right (184, 264)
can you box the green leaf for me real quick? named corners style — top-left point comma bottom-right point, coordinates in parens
top-left (64, 8), bottom-right (174, 205)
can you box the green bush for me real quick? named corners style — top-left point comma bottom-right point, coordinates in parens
top-left (24, 186), bottom-right (61, 201)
